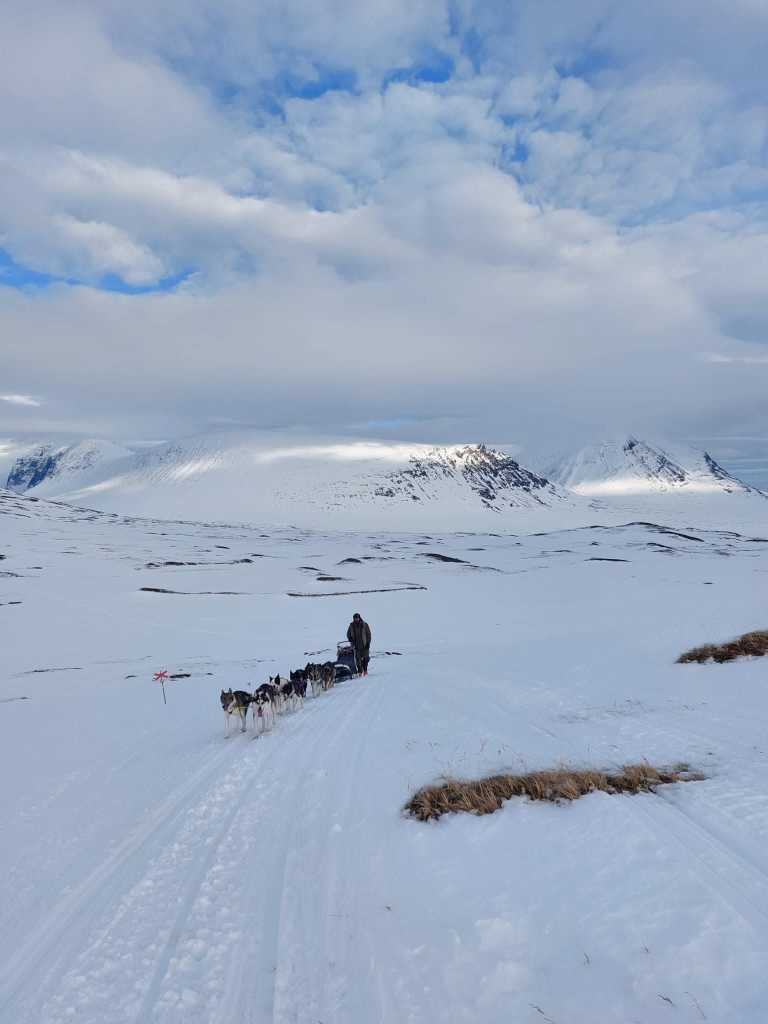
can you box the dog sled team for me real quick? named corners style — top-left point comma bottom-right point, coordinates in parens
top-left (219, 612), bottom-right (372, 736)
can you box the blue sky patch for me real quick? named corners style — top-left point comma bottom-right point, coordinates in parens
top-left (0, 250), bottom-right (190, 295)
top-left (384, 49), bottom-right (454, 88)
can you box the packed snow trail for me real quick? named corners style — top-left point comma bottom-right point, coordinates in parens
top-left (3, 679), bottom-right (385, 1024)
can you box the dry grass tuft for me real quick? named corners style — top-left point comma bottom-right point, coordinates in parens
top-left (677, 629), bottom-right (768, 664)
top-left (404, 763), bottom-right (699, 821)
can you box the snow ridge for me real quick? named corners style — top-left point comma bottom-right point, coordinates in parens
top-left (6, 444), bottom-right (64, 491)
top-left (6, 440), bottom-right (132, 494)
top-left (4, 433), bottom-right (575, 529)
top-left (374, 444), bottom-right (555, 508)
top-left (546, 436), bottom-right (765, 498)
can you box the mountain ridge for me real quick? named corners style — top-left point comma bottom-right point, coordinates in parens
top-left (4, 434), bottom-right (581, 529)
top-left (541, 436), bottom-right (765, 498)
top-left (5, 431), bottom-right (764, 530)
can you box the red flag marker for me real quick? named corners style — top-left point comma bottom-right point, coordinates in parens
top-left (153, 670), bottom-right (169, 704)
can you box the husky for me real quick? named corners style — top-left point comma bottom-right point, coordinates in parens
top-left (252, 683), bottom-right (277, 735)
top-left (270, 674), bottom-right (290, 714)
top-left (305, 662), bottom-right (323, 698)
top-left (220, 688), bottom-right (252, 735)
top-left (304, 662), bottom-right (333, 697)
top-left (271, 673), bottom-right (303, 713)
top-left (290, 668), bottom-right (308, 702)
top-left (321, 661), bottom-right (336, 691)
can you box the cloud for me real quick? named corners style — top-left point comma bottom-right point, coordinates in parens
top-left (1, 0), bottom-right (768, 450)
top-left (705, 354), bottom-right (768, 365)
top-left (0, 394), bottom-right (41, 407)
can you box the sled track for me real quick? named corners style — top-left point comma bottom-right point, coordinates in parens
top-left (0, 739), bottom-right (241, 1021)
top-left (631, 790), bottom-right (768, 936)
top-left (217, 680), bottom-right (388, 1024)
top-left (0, 681), bottom-right (381, 1024)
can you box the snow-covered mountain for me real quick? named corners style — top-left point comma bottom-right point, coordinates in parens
top-left (5, 439), bottom-right (133, 494)
top-left (4, 432), bottom-right (582, 529)
top-left (543, 437), bottom-right (765, 499)
top-left (7, 432), bottom-right (766, 531)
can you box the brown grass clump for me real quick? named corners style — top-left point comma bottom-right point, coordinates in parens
top-left (404, 763), bottom-right (698, 821)
top-left (677, 629), bottom-right (768, 664)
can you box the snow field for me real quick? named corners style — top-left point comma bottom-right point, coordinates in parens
top-left (3, 492), bottom-right (768, 1021)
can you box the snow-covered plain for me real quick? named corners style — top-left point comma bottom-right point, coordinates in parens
top-left (2, 488), bottom-right (768, 1023)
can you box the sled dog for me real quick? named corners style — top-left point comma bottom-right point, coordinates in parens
top-left (252, 683), bottom-right (277, 734)
top-left (220, 688), bottom-right (252, 734)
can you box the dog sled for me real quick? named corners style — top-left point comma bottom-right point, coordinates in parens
top-left (335, 640), bottom-right (357, 680)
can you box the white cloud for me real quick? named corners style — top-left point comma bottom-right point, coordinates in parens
top-left (0, 394), bottom-right (41, 407)
top-left (705, 354), bottom-right (768, 365)
top-left (1, 0), bottom-right (768, 447)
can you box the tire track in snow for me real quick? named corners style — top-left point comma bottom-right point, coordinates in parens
top-left (0, 738), bottom-right (245, 1023)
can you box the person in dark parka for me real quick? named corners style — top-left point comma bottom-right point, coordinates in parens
top-left (347, 612), bottom-right (372, 676)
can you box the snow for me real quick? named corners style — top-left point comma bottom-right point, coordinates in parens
top-left (5, 439), bottom-right (133, 494)
top-left (8, 432), bottom-right (584, 531)
top-left (9, 431), bottom-right (766, 536)
top-left (543, 436), bottom-right (763, 498)
top-left (3, 485), bottom-right (768, 1022)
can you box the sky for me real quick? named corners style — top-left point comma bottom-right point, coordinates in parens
top-left (2, 0), bottom-right (768, 472)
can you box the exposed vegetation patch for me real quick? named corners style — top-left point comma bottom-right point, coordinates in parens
top-left (287, 585), bottom-right (427, 598)
top-left (143, 558), bottom-right (254, 568)
top-left (418, 551), bottom-right (502, 572)
top-left (677, 629), bottom-right (768, 664)
top-left (139, 587), bottom-right (245, 595)
top-left (628, 523), bottom-right (705, 543)
top-left (19, 666), bottom-right (83, 676)
top-left (405, 764), bottom-right (699, 821)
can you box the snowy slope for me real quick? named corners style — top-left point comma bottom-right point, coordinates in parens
top-left (4, 491), bottom-right (768, 1021)
top-left (11, 432), bottom-right (767, 534)
top-left (6, 439), bottom-right (133, 494)
top-left (535, 436), bottom-right (768, 531)
top-left (0, 438), bottom-right (50, 485)
top-left (11, 432), bottom-right (586, 531)
top-left (545, 436), bottom-right (764, 497)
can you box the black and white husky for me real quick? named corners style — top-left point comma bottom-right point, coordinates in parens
top-left (272, 673), bottom-right (304, 713)
top-left (220, 688), bottom-right (252, 734)
top-left (252, 683), bottom-right (277, 734)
